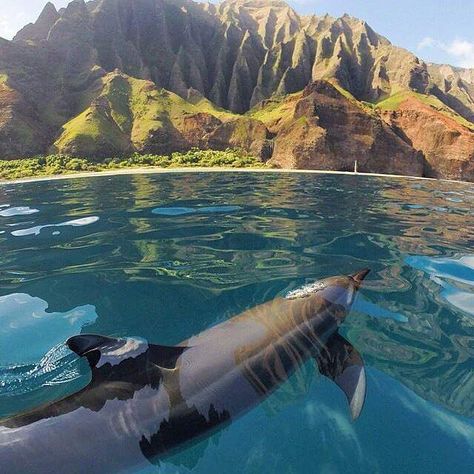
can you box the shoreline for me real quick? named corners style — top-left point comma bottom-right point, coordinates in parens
top-left (0, 167), bottom-right (472, 186)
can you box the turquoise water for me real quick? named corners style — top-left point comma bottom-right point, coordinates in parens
top-left (0, 172), bottom-right (473, 473)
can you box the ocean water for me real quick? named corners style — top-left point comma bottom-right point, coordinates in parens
top-left (0, 172), bottom-right (473, 473)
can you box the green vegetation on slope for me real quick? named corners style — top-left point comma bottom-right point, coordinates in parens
top-left (330, 82), bottom-right (378, 115)
top-left (248, 82), bottom-right (377, 128)
top-left (376, 90), bottom-right (474, 131)
top-left (377, 90), bottom-right (447, 110)
top-left (53, 73), bottom-right (246, 156)
top-left (247, 92), bottom-right (301, 126)
top-left (53, 75), bottom-right (141, 155)
top-left (186, 93), bottom-right (239, 121)
top-left (128, 78), bottom-right (197, 145)
top-left (55, 103), bottom-right (133, 156)
top-left (106, 75), bottom-right (134, 134)
top-left (54, 74), bottom-right (184, 155)
top-left (0, 149), bottom-right (265, 180)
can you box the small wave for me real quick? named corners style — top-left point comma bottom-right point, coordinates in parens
top-left (406, 254), bottom-right (474, 286)
top-left (406, 254), bottom-right (474, 316)
top-left (0, 206), bottom-right (39, 217)
top-left (0, 343), bottom-right (84, 397)
top-left (11, 216), bottom-right (99, 237)
top-left (353, 295), bottom-right (409, 323)
top-left (152, 205), bottom-right (241, 216)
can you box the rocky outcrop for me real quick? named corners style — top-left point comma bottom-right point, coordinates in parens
top-left (381, 97), bottom-right (474, 181)
top-left (268, 81), bottom-right (424, 176)
top-left (206, 117), bottom-right (271, 158)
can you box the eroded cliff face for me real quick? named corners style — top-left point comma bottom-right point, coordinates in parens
top-left (0, 39), bottom-right (56, 159)
top-left (51, 72), bottom-right (428, 176)
top-left (8, 0), bottom-right (474, 118)
top-left (381, 97), bottom-right (474, 181)
top-left (0, 0), bottom-right (473, 181)
top-left (0, 75), bottom-right (49, 158)
top-left (428, 64), bottom-right (474, 123)
top-left (268, 82), bottom-right (424, 176)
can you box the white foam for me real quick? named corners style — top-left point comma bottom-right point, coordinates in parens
top-left (0, 206), bottom-right (39, 217)
top-left (286, 281), bottom-right (327, 299)
top-left (11, 216), bottom-right (99, 237)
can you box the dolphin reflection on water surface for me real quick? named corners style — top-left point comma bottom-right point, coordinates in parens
top-left (0, 269), bottom-right (370, 473)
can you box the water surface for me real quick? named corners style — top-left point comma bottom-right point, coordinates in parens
top-left (0, 172), bottom-right (473, 473)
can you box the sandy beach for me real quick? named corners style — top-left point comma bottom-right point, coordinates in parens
top-left (2, 166), bottom-right (471, 186)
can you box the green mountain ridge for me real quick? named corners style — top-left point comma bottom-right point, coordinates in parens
top-left (52, 71), bottom-right (271, 159)
top-left (0, 0), bottom-right (473, 181)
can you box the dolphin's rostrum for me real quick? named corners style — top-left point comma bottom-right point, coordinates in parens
top-left (0, 269), bottom-right (370, 473)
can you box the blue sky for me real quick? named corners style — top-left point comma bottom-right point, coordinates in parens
top-left (0, 0), bottom-right (473, 68)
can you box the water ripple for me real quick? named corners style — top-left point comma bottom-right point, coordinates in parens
top-left (11, 216), bottom-right (99, 237)
top-left (152, 205), bottom-right (242, 216)
top-left (0, 172), bottom-right (473, 423)
top-left (0, 343), bottom-right (82, 396)
top-left (0, 206), bottom-right (39, 217)
top-left (406, 254), bottom-right (474, 316)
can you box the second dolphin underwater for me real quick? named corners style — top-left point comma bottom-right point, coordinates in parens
top-left (1, 269), bottom-right (370, 473)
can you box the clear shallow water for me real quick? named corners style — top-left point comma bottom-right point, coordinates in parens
top-left (0, 172), bottom-right (473, 473)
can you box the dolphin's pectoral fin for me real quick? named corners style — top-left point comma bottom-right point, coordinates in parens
top-left (315, 333), bottom-right (366, 420)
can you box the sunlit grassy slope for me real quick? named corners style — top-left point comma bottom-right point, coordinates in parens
top-left (53, 73), bottom-right (243, 156)
top-left (376, 90), bottom-right (474, 130)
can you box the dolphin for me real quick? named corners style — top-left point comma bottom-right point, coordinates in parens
top-left (0, 269), bottom-right (370, 473)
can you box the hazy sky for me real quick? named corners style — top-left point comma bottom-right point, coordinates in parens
top-left (1, 0), bottom-right (473, 68)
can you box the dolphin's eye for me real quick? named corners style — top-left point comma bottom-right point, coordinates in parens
top-left (286, 281), bottom-right (327, 299)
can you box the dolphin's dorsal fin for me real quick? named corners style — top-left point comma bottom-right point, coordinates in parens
top-left (67, 334), bottom-right (119, 356)
top-left (67, 334), bottom-right (126, 368)
top-left (315, 333), bottom-right (366, 420)
top-left (67, 334), bottom-right (187, 371)
top-left (67, 333), bottom-right (159, 372)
